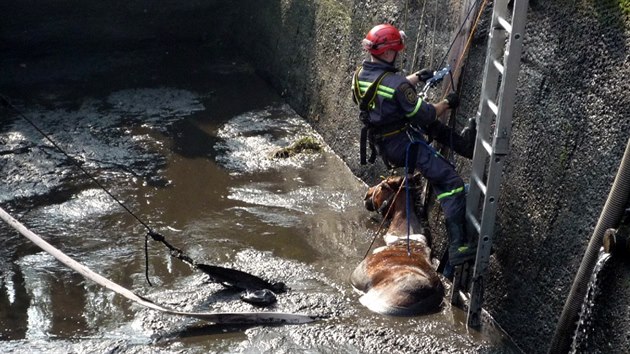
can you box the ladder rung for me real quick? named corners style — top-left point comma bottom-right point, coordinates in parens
top-left (481, 137), bottom-right (493, 155)
top-left (493, 59), bottom-right (504, 75)
top-left (466, 210), bottom-right (481, 234)
top-left (487, 99), bottom-right (499, 116)
top-left (496, 16), bottom-right (512, 34)
top-left (472, 173), bottom-right (487, 195)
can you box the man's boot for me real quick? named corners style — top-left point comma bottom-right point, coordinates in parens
top-left (446, 211), bottom-right (476, 266)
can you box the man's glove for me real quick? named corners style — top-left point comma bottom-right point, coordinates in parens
top-left (424, 118), bottom-right (475, 160)
top-left (415, 68), bottom-right (433, 83)
top-left (445, 92), bottom-right (459, 109)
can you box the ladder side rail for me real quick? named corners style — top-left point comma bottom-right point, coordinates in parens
top-left (465, 4), bottom-right (507, 237)
top-left (459, 0), bottom-right (509, 305)
top-left (492, 1), bottom-right (529, 155)
top-left (466, 0), bottom-right (530, 328)
top-left (466, 155), bottom-right (505, 327)
top-left (466, 135), bottom-right (489, 233)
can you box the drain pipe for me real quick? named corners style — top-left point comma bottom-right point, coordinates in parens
top-left (548, 136), bottom-right (630, 354)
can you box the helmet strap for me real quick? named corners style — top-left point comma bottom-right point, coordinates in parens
top-left (374, 52), bottom-right (397, 66)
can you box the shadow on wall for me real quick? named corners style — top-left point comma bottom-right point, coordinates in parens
top-left (0, 1), bottom-right (237, 56)
top-left (230, 0), bottom-right (317, 114)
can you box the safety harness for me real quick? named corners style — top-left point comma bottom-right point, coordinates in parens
top-left (352, 66), bottom-right (414, 168)
top-left (353, 67), bottom-right (389, 165)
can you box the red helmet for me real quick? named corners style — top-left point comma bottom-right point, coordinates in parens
top-left (362, 24), bottom-right (406, 55)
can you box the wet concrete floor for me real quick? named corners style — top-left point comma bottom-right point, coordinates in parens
top-left (0, 45), bottom-right (521, 353)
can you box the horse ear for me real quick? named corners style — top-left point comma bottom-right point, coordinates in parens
top-left (385, 175), bottom-right (403, 189)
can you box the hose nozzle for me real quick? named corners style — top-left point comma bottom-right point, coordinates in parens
top-left (603, 228), bottom-right (630, 256)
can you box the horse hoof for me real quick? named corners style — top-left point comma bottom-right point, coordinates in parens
top-left (240, 289), bottom-right (277, 306)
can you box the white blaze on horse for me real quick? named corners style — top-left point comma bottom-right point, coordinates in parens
top-left (351, 175), bottom-right (444, 316)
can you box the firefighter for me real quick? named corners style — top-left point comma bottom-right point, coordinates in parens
top-left (351, 23), bottom-right (475, 266)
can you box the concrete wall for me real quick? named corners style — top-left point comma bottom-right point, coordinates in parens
top-left (1, 0), bottom-right (232, 53)
top-left (232, 0), bottom-right (468, 183)
top-left (482, 2), bottom-right (630, 352)
top-left (2, 0), bottom-right (630, 352)
top-left (233, 1), bottom-right (630, 353)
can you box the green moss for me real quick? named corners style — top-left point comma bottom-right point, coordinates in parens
top-left (619, 0), bottom-right (630, 16)
top-left (315, 0), bottom-right (351, 30)
top-left (318, 0), bottom-right (350, 19)
top-left (272, 135), bottom-right (322, 158)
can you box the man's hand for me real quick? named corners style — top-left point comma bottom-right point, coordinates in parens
top-left (415, 68), bottom-right (433, 83)
top-left (445, 92), bottom-right (459, 109)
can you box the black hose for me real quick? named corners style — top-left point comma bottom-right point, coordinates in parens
top-left (548, 136), bottom-right (630, 354)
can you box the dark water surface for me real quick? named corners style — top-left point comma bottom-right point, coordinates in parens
top-left (0, 47), bottom-right (519, 353)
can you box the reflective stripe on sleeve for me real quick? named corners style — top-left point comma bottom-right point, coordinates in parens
top-left (405, 97), bottom-right (424, 117)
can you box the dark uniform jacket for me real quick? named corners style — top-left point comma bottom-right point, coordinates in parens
top-left (351, 59), bottom-right (466, 219)
top-left (352, 60), bottom-right (436, 167)
top-left (353, 60), bottom-right (437, 129)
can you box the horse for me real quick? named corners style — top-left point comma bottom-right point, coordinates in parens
top-left (350, 175), bottom-right (444, 316)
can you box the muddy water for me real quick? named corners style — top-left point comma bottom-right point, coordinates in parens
top-left (0, 47), bottom-right (518, 353)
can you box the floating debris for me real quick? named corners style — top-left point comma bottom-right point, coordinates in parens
top-left (272, 136), bottom-right (322, 159)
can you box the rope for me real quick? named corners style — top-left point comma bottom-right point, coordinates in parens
top-left (0, 94), bottom-right (197, 285)
top-left (409, 0), bottom-right (428, 73)
top-left (428, 0), bottom-right (438, 68)
top-left (437, 0), bottom-right (484, 72)
top-left (405, 142), bottom-right (419, 256)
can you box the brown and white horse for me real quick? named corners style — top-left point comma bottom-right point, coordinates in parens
top-left (351, 175), bottom-right (444, 316)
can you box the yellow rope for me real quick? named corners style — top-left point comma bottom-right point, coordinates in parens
top-left (442, 0), bottom-right (490, 99)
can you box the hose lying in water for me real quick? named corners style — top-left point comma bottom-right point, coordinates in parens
top-left (548, 136), bottom-right (630, 354)
top-left (0, 206), bottom-right (318, 325)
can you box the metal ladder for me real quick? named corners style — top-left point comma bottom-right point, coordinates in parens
top-left (450, 0), bottom-right (529, 328)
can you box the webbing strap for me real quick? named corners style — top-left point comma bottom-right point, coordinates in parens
top-left (354, 68), bottom-right (390, 112)
top-left (359, 120), bottom-right (373, 165)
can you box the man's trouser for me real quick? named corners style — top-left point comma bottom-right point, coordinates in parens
top-left (379, 134), bottom-right (466, 219)
top-left (379, 134), bottom-right (474, 266)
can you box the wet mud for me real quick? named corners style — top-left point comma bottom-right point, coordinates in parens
top-left (1, 47), bottom-right (519, 353)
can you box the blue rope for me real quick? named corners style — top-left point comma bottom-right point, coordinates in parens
top-left (404, 140), bottom-right (422, 256)
top-left (403, 132), bottom-right (454, 256)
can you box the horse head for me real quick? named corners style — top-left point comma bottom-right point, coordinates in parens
top-left (364, 175), bottom-right (403, 215)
